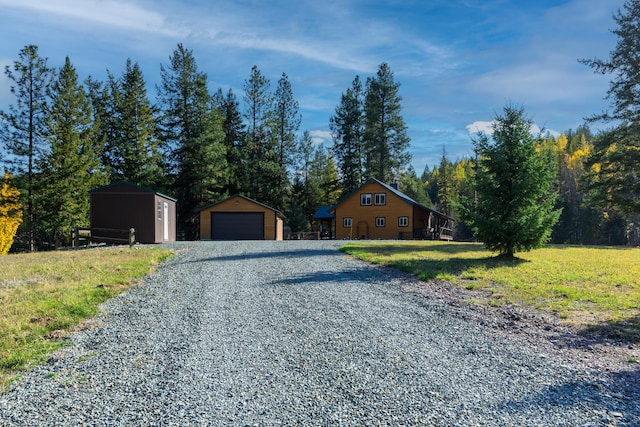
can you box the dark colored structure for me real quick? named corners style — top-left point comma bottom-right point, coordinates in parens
top-left (199, 195), bottom-right (284, 240)
top-left (90, 181), bottom-right (177, 244)
top-left (313, 206), bottom-right (335, 239)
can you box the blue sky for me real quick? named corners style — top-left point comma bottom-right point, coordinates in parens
top-left (0, 0), bottom-right (626, 172)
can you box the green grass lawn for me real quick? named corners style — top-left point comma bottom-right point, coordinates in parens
top-left (341, 241), bottom-right (640, 340)
top-left (0, 247), bottom-right (173, 390)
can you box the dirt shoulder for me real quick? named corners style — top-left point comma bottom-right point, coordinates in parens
top-left (397, 270), bottom-right (639, 398)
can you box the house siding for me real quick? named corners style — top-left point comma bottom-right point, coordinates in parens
top-left (334, 181), bottom-right (414, 240)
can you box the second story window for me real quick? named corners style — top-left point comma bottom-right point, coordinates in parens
top-left (360, 193), bottom-right (372, 206)
top-left (374, 193), bottom-right (386, 205)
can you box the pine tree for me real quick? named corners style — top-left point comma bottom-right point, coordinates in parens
top-left (461, 105), bottom-right (561, 258)
top-left (580, 0), bottom-right (640, 234)
top-left (37, 57), bottom-right (106, 247)
top-left (214, 88), bottom-right (245, 195)
top-left (363, 63), bottom-right (411, 183)
top-left (0, 173), bottom-right (22, 254)
top-left (107, 59), bottom-right (163, 187)
top-left (273, 73), bottom-right (301, 181)
top-left (241, 65), bottom-right (280, 208)
top-left (158, 44), bottom-right (227, 239)
top-left (437, 147), bottom-right (455, 216)
top-left (330, 76), bottom-right (364, 194)
top-left (0, 45), bottom-right (53, 251)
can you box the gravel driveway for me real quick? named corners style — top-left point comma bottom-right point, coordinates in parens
top-left (1, 241), bottom-right (637, 426)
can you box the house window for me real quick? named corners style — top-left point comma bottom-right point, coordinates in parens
top-left (343, 217), bottom-right (352, 228)
top-left (374, 193), bottom-right (386, 205)
top-left (375, 217), bottom-right (385, 227)
top-left (399, 216), bottom-right (409, 227)
top-left (360, 193), bottom-right (372, 206)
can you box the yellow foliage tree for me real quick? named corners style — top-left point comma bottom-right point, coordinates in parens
top-left (0, 173), bottom-right (23, 254)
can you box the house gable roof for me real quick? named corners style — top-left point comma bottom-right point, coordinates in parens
top-left (332, 178), bottom-right (453, 220)
top-left (199, 194), bottom-right (286, 219)
top-left (90, 180), bottom-right (177, 202)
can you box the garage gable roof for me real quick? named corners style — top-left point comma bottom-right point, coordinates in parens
top-left (200, 194), bottom-right (285, 218)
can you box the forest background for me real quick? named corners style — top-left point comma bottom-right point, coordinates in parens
top-left (0, 1), bottom-right (638, 252)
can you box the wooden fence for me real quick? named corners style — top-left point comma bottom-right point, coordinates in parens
top-left (72, 227), bottom-right (136, 248)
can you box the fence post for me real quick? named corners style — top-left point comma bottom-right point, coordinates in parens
top-left (129, 228), bottom-right (135, 248)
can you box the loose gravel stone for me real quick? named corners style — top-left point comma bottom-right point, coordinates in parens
top-left (1, 241), bottom-right (638, 426)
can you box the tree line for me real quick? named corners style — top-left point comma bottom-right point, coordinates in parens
top-left (1, 0), bottom-right (639, 253)
top-left (0, 44), bottom-right (412, 250)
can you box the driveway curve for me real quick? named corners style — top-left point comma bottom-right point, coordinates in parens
top-left (0, 241), bottom-right (637, 426)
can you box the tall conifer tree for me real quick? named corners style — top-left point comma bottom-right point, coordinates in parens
top-left (37, 57), bottom-right (106, 247)
top-left (0, 45), bottom-right (53, 251)
top-left (363, 63), bottom-right (411, 183)
top-left (330, 76), bottom-right (364, 195)
top-left (460, 105), bottom-right (560, 258)
top-left (158, 44), bottom-right (227, 239)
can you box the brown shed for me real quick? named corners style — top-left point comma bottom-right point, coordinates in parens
top-left (90, 181), bottom-right (177, 243)
top-left (199, 195), bottom-right (284, 240)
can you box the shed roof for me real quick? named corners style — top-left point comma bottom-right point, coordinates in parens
top-left (199, 194), bottom-right (286, 219)
top-left (313, 206), bottom-right (335, 220)
top-left (90, 180), bottom-right (177, 202)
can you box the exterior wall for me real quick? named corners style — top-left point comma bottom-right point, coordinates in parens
top-left (90, 182), bottom-right (176, 244)
top-left (199, 195), bottom-right (283, 240)
top-left (334, 182), bottom-right (414, 240)
top-left (153, 195), bottom-right (177, 242)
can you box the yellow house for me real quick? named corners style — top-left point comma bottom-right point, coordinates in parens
top-left (332, 178), bottom-right (453, 240)
top-left (199, 195), bottom-right (284, 240)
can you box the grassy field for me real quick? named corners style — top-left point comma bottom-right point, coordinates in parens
top-left (341, 241), bottom-right (640, 340)
top-left (0, 247), bottom-right (173, 389)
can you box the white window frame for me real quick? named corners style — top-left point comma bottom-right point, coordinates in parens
top-left (399, 216), bottom-right (409, 227)
top-left (360, 193), bottom-right (372, 206)
top-left (374, 193), bottom-right (386, 205)
top-left (375, 217), bottom-right (386, 227)
top-left (343, 217), bottom-right (352, 228)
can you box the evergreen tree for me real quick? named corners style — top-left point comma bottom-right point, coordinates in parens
top-left (214, 88), bottom-right (245, 195)
top-left (37, 57), bottom-right (106, 247)
top-left (581, 0), bottom-right (640, 237)
top-left (330, 76), bottom-right (364, 194)
top-left (460, 105), bottom-right (561, 258)
top-left (242, 65), bottom-right (280, 208)
top-left (363, 63), bottom-right (411, 183)
top-left (399, 165), bottom-right (432, 207)
top-left (273, 73), bottom-right (301, 183)
top-left (0, 45), bottom-right (53, 251)
top-left (158, 44), bottom-right (227, 239)
top-left (437, 147), bottom-right (455, 216)
top-left (107, 59), bottom-right (163, 187)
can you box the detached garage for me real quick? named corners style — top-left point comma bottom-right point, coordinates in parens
top-left (199, 195), bottom-right (284, 240)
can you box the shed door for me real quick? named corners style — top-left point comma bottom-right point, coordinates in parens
top-left (211, 212), bottom-right (264, 240)
top-left (163, 202), bottom-right (169, 241)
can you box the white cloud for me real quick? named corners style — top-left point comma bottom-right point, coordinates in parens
top-left (466, 121), bottom-right (494, 135)
top-left (466, 121), bottom-right (560, 138)
top-left (309, 130), bottom-right (332, 145)
top-left (0, 0), bottom-right (186, 37)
